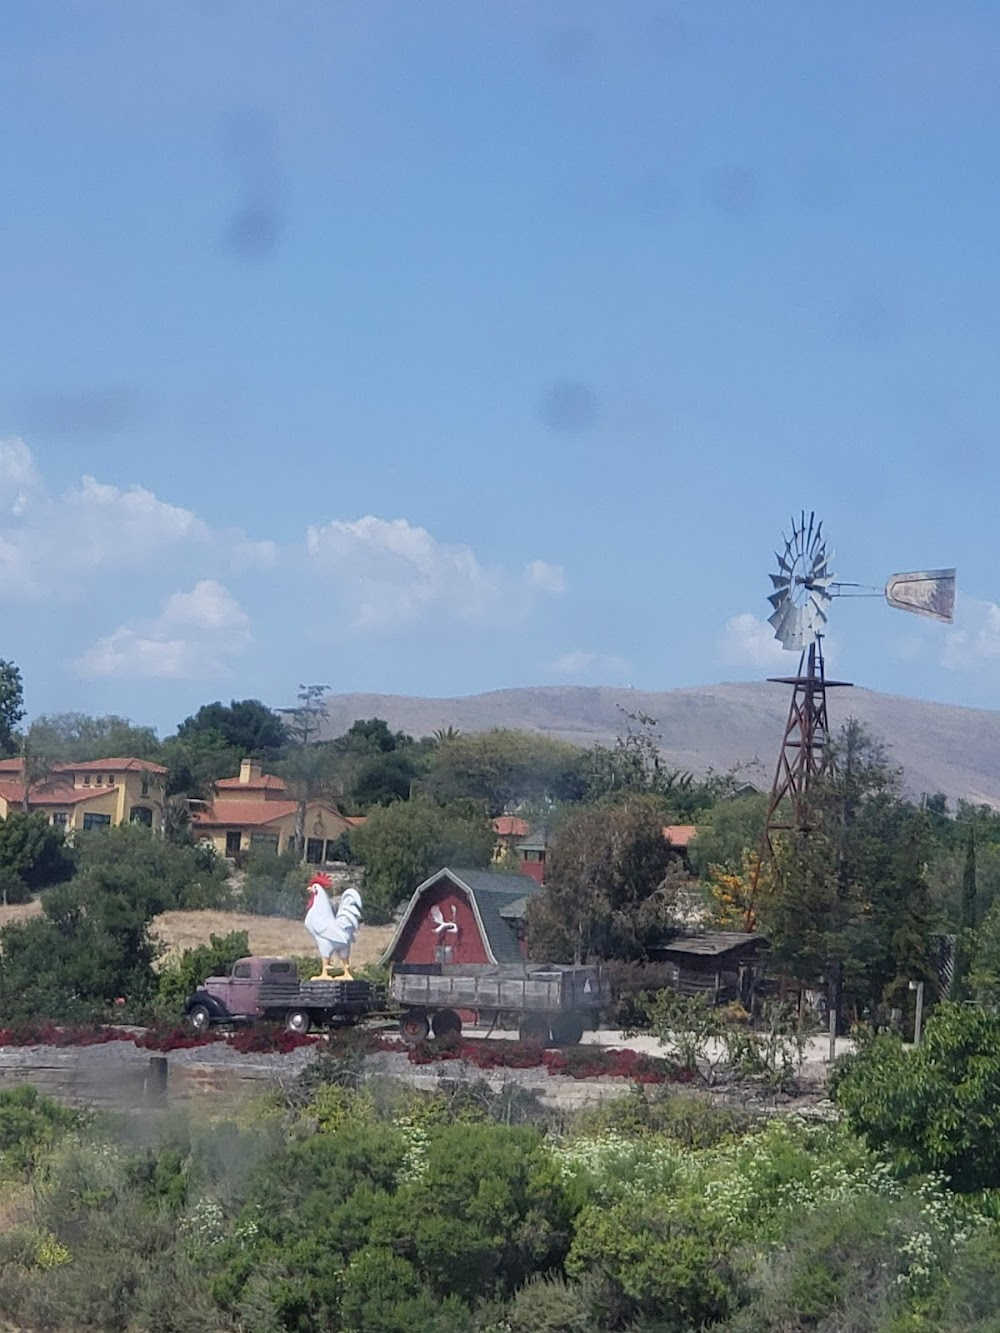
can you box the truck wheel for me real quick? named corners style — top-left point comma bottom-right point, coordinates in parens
top-left (400, 1011), bottom-right (430, 1044)
top-left (549, 1014), bottom-right (586, 1046)
top-left (186, 1003), bottom-right (212, 1035)
top-left (431, 1009), bottom-right (462, 1039)
top-left (518, 1014), bottom-right (550, 1046)
top-left (285, 1009), bottom-right (312, 1035)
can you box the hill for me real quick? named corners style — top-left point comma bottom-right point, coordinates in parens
top-left (320, 682), bottom-right (1000, 809)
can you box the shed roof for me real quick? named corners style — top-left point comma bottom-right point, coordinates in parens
top-left (515, 828), bottom-right (548, 853)
top-left (381, 866), bottom-right (540, 966)
top-left (657, 931), bottom-right (768, 958)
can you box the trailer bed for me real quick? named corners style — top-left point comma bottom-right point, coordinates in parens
top-left (390, 964), bottom-right (610, 1014)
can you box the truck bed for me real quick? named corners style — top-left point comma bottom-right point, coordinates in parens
top-left (256, 978), bottom-right (378, 1014)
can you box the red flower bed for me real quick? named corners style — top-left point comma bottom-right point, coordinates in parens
top-left (228, 1027), bottom-right (317, 1055)
top-left (0, 1023), bottom-right (316, 1055)
top-left (402, 1035), bottom-right (676, 1083)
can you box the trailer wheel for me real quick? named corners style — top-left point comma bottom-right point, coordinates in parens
top-left (431, 1009), bottom-right (462, 1039)
top-left (518, 1014), bottom-right (550, 1046)
top-left (186, 1003), bottom-right (212, 1035)
top-left (400, 1011), bottom-right (430, 1044)
top-left (285, 1008), bottom-right (312, 1035)
top-left (549, 1013), bottom-right (586, 1046)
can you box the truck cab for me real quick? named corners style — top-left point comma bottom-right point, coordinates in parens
top-left (185, 956), bottom-right (297, 1031)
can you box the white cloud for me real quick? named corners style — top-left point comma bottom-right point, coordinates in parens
top-left (942, 596), bottom-right (1000, 670)
top-left (547, 650), bottom-right (631, 680)
top-left (719, 612), bottom-right (791, 669)
top-left (306, 515), bottom-right (564, 628)
top-left (525, 559), bottom-right (566, 595)
top-left (77, 580), bottom-right (251, 679)
top-left (0, 439), bottom-right (565, 680)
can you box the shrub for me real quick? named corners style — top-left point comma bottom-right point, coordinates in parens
top-left (508, 1272), bottom-right (599, 1333)
top-left (0, 1086), bottom-right (77, 1176)
top-left (566, 1196), bottom-right (739, 1330)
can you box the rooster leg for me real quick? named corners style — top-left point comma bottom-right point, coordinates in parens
top-left (310, 956), bottom-right (334, 981)
top-left (330, 953), bottom-right (353, 981)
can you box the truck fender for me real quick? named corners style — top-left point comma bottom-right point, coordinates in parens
top-left (184, 990), bottom-right (232, 1022)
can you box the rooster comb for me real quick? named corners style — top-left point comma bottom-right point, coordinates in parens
top-left (307, 872), bottom-right (334, 889)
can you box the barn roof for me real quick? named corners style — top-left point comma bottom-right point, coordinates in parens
top-left (380, 866), bottom-right (540, 966)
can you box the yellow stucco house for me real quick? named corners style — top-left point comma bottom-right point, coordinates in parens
top-left (192, 759), bottom-right (361, 863)
top-left (0, 757), bottom-right (167, 833)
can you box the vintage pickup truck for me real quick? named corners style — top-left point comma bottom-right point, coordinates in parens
top-left (391, 962), bottom-right (611, 1045)
top-left (184, 956), bottom-right (380, 1034)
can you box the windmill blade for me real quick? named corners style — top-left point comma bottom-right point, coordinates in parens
top-left (885, 569), bottom-right (956, 623)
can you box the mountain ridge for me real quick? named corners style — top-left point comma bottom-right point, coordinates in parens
top-left (318, 682), bottom-right (1000, 809)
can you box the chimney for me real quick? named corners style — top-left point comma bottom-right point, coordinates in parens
top-left (239, 759), bottom-right (262, 785)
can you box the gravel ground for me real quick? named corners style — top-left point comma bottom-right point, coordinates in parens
top-left (0, 1026), bottom-right (851, 1113)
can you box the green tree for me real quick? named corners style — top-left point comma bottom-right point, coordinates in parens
top-left (688, 791), bottom-right (770, 878)
top-left (969, 894), bottom-right (1000, 1005)
top-left (351, 795), bottom-right (494, 919)
top-left (0, 811), bottom-right (74, 902)
top-left (831, 1003), bottom-right (1000, 1192)
top-left (175, 697), bottom-right (287, 756)
top-left (760, 720), bottom-right (936, 1018)
top-left (427, 729), bottom-right (587, 816)
top-left (158, 731), bottom-right (239, 798)
top-left (528, 796), bottom-right (677, 963)
top-left (0, 826), bottom-right (228, 1019)
top-left (25, 712), bottom-right (161, 761)
top-left (952, 826), bottom-right (978, 1001)
top-left (0, 660), bottom-right (24, 758)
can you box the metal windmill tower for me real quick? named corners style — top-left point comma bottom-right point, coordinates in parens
top-left (755, 511), bottom-right (956, 879)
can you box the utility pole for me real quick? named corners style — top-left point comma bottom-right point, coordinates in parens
top-left (910, 980), bottom-right (925, 1047)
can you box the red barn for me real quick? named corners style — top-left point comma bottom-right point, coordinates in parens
top-left (380, 867), bottom-right (539, 969)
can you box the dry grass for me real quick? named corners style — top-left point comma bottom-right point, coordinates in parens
top-left (0, 901), bottom-right (41, 930)
top-left (0, 898), bottom-right (395, 970)
top-left (151, 910), bottom-right (395, 968)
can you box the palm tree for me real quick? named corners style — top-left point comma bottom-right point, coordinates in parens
top-left (19, 729), bottom-right (55, 815)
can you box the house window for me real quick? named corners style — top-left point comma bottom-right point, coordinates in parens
top-left (107, 774), bottom-right (116, 785)
top-left (141, 776), bottom-right (150, 796)
top-left (324, 839), bottom-right (343, 863)
top-left (225, 831), bottom-right (242, 857)
top-left (306, 838), bottom-right (324, 865)
top-left (82, 813), bottom-right (112, 832)
top-left (130, 806), bottom-right (153, 827)
top-left (51, 812), bottom-right (67, 829)
top-left (434, 943), bottom-right (455, 965)
top-left (286, 836), bottom-right (297, 854)
top-left (83, 775), bottom-right (92, 786)
top-left (250, 833), bottom-right (279, 854)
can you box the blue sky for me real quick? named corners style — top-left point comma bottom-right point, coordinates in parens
top-left (2, 0), bottom-right (999, 733)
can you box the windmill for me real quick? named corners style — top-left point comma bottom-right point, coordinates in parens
top-left (755, 511), bottom-right (955, 878)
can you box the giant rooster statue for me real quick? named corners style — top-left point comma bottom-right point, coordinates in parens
top-left (303, 872), bottom-right (363, 981)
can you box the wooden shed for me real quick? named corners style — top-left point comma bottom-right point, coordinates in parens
top-left (647, 931), bottom-right (768, 1005)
